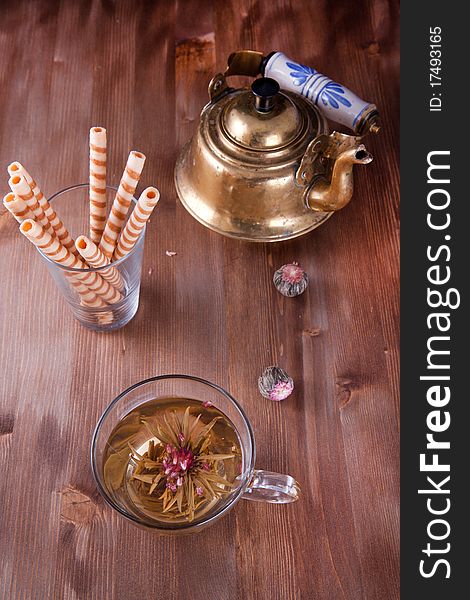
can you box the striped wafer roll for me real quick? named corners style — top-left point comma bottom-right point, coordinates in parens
top-left (3, 192), bottom-right (35, 223)
top-left (68, 278), bottom-right (107, 308)
top-left (113, 187), bottom-right (160, 261)
top-left (8, 162), bottom-right (77, 255)
top-left (99, 150), bottom-right (146, 259)
top-left (75, 235), bottom-right (124, 291)
top-left (8, 174), bottom-right (55, 236)
top-left (89, 127), bottom-right (107, 243)
top-left (19, 220), bottom-right (122, 304)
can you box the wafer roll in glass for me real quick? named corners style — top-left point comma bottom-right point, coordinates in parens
top-left (89, 127), bottom-right (107, 243)
top-left (75, 235), bottom-right (124, 291)
top-left (114, 186), bottom-right (160, 261)
top-left (99, 150), bottom-right (146, 259)
top-left (19, 219), bottom-right (121, 304)
top-left (9, 174), bottom-right (55, 236)
top-left (3, 192), bottom-right (34, 223)
top-left (67, 278), bottom-right (107, 308)
top-left (8, 163), bottom-right (76, 253)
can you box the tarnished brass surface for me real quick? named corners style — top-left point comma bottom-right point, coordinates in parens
top-left (355, 105), bottom-right (381, 136)
top-left (225, 50), bottom-right (264, 77)
top-left (221, 90), bottom-right (304, 150)
top-left (208, 73), bottom-right (229, 102)
top-left (175, 80), bottom-right (373, 242)
top-left (305, 132), bottom-right (373, 212)
top-left (175, 87), bottom-right (334, 242)
top-left (295, 135), bottom-right (329, 186)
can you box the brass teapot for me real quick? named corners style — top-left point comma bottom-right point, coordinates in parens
top-left (175, 51), bottom-right (380, 242)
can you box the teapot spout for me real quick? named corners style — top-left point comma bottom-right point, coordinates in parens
top-left (306, 139), bottom-right (372, 213)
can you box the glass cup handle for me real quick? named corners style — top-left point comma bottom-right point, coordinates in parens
top-left (242, 470), bottom-right (300, 504)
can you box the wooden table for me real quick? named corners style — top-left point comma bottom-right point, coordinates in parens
top-left (0, 1), bottom-right (399, 598)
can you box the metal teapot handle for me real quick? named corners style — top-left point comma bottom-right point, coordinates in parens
top-left (222, 50), bottom-right (380, 136)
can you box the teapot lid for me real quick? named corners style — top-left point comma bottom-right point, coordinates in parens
top-left (220, 77), bottom-right (306, 151)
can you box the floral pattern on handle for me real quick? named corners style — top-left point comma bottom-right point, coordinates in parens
top-left (264, 52), bottom-right (373, 132)
top-left (286, 61), bottom-right (317, 86)
top-left (318, 81), bottom-right (352, 109)
top-left (286, 61), bottom-right (351, 110)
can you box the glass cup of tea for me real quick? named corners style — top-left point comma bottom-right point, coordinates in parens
top-left (91, 375), bottom-right (300, 533)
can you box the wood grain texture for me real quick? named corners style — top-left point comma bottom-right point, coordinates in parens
top-left (0, 1), bottom-right (399, 599)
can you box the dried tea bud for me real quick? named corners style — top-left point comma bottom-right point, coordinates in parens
top-left (258, 366), bottom-right (294, 401)
top-left (273, 262), bottom-right (308, 297)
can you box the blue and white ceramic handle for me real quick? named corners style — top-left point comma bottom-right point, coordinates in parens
top-left (264, 52), bottom-right (379, 134)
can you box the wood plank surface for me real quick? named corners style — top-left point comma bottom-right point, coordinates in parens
top-left (0, 1), bottom-right (400, 599)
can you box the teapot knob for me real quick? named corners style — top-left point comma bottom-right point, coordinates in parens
top-left (251, 77), bottom-right (280, 113)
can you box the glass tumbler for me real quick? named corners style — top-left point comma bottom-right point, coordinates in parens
top-left (91, 375), bottom-right (300, 533)
top-left (37, 184), bottom-right (145, 332)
